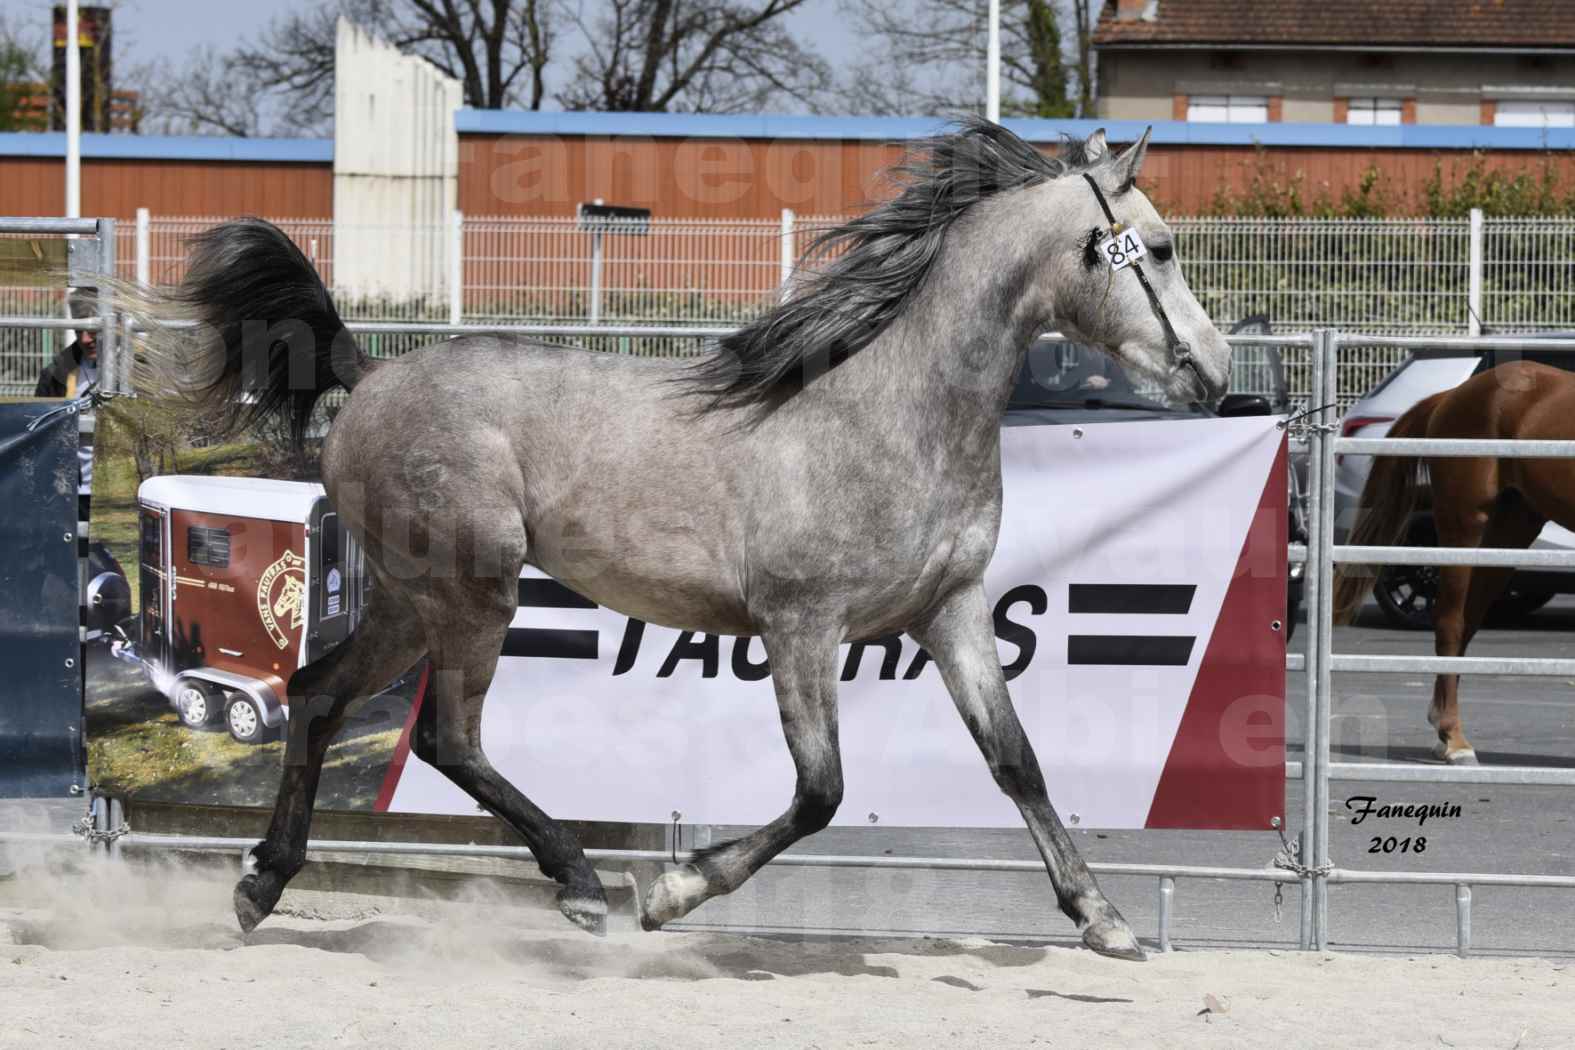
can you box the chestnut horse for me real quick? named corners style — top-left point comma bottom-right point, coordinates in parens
top-left (1334, 360), bottom-right (1575, 763)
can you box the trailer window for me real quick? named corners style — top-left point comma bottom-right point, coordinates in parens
top-left (187, 525), bottom-right (231, 567)
top-left (140, 512), bottom-right (162, 564)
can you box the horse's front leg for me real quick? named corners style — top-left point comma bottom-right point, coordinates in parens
top-left (913, 582), bottom-right (1144, 961)
top-left (640, 624), bottom-right (843, 928)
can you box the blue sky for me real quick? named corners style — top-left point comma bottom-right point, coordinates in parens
top-left (0, 0), bottom-right (866, 110)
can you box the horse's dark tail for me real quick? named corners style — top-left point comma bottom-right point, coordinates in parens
top-left (1331, 391), bottom-right (1445, 623)
top-left (132, 218), bottom-right (371, 450)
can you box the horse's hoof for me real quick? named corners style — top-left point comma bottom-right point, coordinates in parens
top-left (1433, 742), bottom-right (1478, 765)
top-left (640, 864), bottom-right (709, 931)
top-left (1082, 919), bottom-right (1147, 962)
top-left (556, 888), bottom-right (608, 937)
top-left (233, 874), bottom-right (277, 934)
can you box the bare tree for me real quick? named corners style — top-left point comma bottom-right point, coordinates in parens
top-left (224, 0), bottom-right (558, 134)
top-left (557, 0), bottom-right (829, 113)
top-left (157, 0), bottom-right (833, 132)
top-left (840, 0), bottom-right (1082, 118)
top-left (145, 52), bottom-right (272, 137)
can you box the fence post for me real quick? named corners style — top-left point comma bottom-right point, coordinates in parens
top-left (1157, 876), bottom-right (1174, 952)
top-left (1312, 327), bottom-right (1340, 950)
top-left (779, 208), bottom-right (796, 294)
top-left (1455, 883), bottom-right (1472, 957)
top-left (135, 208), bottom-right (150, 287)
top-left (449, 209), bottom-right (464, 326)
top-left (1301, 330), bottom-right (1327, 950)
top-left (589, 228), bottom-right (604, 325)
top-left (96, 218), bottom-right (121, 395)
top-left (1468, 208), bottom-right (1484, 336)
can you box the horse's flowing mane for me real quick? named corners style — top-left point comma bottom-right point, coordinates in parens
top-left (676, 118), bottom-right (1095, 412)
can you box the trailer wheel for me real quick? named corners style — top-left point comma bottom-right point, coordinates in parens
top-left (175, 681), bottom-right (222, 728)
top-left (225, 695), bottom-right (269, 744)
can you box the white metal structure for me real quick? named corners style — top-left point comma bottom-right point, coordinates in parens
top-left (332, 18), bottom-right (462, 304)
top-left (986, 0), bottom-right (1001, 122)
top-left (64, 0), bottom-right (80, 220)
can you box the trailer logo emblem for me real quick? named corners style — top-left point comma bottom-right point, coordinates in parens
top-left (257, 550), bottom-right (307, 649)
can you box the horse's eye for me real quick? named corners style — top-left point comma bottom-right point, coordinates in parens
top-left (1081, 228), bottom-right (1103, 269)
top-left (1151, 241), bottom-right (1175, 264)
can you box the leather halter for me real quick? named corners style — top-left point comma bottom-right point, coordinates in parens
top-left (1081, 172), bottom-right (1207, 400)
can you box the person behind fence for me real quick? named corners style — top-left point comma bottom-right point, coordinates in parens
top-left (32, 291), bottom-right (97, 521)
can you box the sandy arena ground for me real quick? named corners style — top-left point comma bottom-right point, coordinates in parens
top-left (1, 855), bottom-right (1572, 1050)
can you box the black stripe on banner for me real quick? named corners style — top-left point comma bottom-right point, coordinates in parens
top-left (518, 577), bottom-right (597, 609)
top-left (1068, 635), bottom-right (1195, 666)
top-left (1068, 584), bottom-right (1196, 615)
top-left (503, 627), bottom-right (598, 660)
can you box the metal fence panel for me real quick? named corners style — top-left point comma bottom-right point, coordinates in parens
top-left (92, 212), bottom-right (1575, 410)
top-left (1482, 217), bottom-right (1575, 333)
top-left (1304, 331), bottom-right (1575, 951)
top-left (0, 402), bottom-right (83, 798)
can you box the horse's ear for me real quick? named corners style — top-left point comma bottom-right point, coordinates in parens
top-left (1113, 126), bottom-right (1153, 187)
top-left (1083, 128), bottom-right (1108, 162)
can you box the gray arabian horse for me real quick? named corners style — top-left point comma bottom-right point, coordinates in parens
top-left (137, 120), bottom-right (1229, 961)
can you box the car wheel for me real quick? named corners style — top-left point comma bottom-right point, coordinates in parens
top-left (1372, 518), bottom-right (1439, 630)
top-left (225, 695), bottom-right (269, 745)
top-left (175, 681), bottom-right (222, 728)
top-left (1374, 562), bottom-right (1438, 630)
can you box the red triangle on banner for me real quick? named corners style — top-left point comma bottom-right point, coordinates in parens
top-left (1144, 436), bottom-right (1288, 830)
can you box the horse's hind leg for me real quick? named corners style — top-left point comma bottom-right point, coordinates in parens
top-left (913, 583), bottom-right (1144, 961)
top-left (639, 624), bottom-right (843, 929)
top-left (235, 590), bottom-right (427, 931)
top-left (1428, 499), bottom-right (1544, 764)
top-left (409, 574), bottom-right (608, 935)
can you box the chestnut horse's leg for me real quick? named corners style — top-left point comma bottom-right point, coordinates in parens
top-left (913, 583), bottom-right (1144, 961)
top-left (235, 589), bottom-right (427, 931)
top-left (1428, 498), bottom-right (1545, 764)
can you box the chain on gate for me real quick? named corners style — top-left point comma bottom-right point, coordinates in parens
top-left (1269, 821), bottom-right (1333, 923)
top-left (71, 812), bottom-right (129, 846)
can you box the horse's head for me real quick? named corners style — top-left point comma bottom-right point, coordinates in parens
top-left (1036, 128), bottom-right (1230, 406)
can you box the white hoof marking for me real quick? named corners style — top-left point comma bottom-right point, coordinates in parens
top-left (642, 866), bottom-right (710, 928)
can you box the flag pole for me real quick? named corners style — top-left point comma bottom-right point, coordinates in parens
top-left (986, 0), bottom-right (1001, 122)
top-left (65, 0), bottom-right (81, 218)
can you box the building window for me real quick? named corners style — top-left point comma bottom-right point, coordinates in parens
top-left (187, 525), bottom-right (231, 568)
top-left (1346, 98), bottom-right (1403, 126)
top-left (1494, 100), bottom-right (1575, 128)
top-left (1186, 95), bottom-right (1269, 123)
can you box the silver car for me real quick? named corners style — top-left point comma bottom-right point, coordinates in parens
top-left (1334, 341), bottom-right (1575, 628)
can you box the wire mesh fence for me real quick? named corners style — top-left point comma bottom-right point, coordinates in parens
top-left (1481, 217), bottom-right (1575, 335)
top-left (6, 212), bottom-right (1575, 402)
top-left (0, 226), bottom-right (72, 395)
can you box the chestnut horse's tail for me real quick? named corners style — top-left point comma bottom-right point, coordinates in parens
top-left (1331, 391), bottom-right (1448, 622)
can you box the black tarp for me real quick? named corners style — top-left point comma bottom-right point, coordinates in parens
top-left (0, 401), bottom-right (82, 797)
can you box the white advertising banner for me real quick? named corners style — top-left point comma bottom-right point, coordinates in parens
top-left (384, 415), bottom-right (1287, 830)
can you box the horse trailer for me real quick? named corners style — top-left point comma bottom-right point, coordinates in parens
top-left (133, 475), bottom-right (364, 743)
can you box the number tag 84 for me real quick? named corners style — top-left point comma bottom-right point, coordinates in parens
top-left (1098, 227), bottom-right (1148, 272)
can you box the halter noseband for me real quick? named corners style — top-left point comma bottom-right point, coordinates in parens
top-left (1081, 172), bottom-right (1207, 400)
